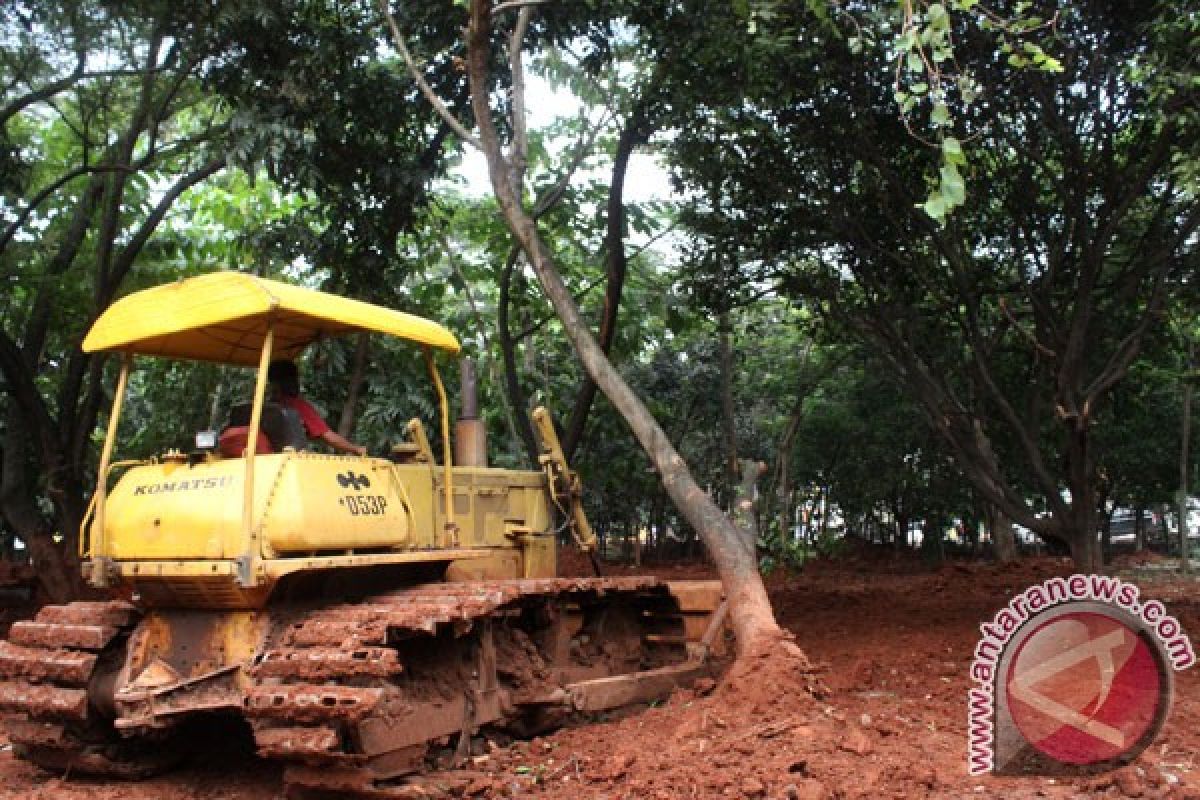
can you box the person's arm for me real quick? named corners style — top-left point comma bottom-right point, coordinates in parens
top-left (321, 429), bottom-right (367, 457)
top-left (289, 396), bottom-right (366, 456)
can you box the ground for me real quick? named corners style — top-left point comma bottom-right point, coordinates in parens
top-left (1, 546), bottom-right (1197, 799)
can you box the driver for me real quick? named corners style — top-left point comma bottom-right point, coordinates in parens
top-left (267, 360), bottom-right (367, 456)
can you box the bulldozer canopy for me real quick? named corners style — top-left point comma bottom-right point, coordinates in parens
top-left (83, 272), bottom-right (461, 364)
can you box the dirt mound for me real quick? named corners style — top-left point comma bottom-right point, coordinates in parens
top-left (465, 632), bottom-right (836, 799)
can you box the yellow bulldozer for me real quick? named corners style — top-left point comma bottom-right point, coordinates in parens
top-left (0, 272), bottom-right (725, 796)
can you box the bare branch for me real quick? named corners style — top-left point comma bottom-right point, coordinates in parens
top-left (492, 0), bottom-right (549, 15)
top-left (377, 0), bottom-right (482, 151)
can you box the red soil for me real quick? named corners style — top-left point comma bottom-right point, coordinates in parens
top-left (2, 549), bottom-right (1197, 799)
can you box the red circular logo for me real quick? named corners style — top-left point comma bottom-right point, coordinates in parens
top-left (1005, 611), bottom-right (1164, 765)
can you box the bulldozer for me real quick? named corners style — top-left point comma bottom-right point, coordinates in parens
top-left (0, 272), bottom-right (727, 796)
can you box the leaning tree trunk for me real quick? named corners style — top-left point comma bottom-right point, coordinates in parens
top-left (464, 1), bottom-right (781, 653)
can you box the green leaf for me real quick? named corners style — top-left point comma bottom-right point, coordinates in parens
top-left (921, 192), bottom-right (948, 221)
top-left (907, 50), bottom-right (924, 72)
top-left (939, 162), bottom-right (965, 205)
top-left (930, 103), bottom-right (951, 126)
top-left (927, 4), bottom-right (950, 31)
top-left (942, 136), bottom-right (966, 166)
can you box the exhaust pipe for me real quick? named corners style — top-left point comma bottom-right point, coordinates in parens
top-left (454, 358), bottom-right (488, 468)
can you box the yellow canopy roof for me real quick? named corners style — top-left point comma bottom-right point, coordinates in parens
top-left (83, 272), bottom-right (461, 364)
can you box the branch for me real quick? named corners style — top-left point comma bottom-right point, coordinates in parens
top-left (997, 297), bottom-right (1056, 359)
top-left (531, 107), bottom-right (610, 217)
top-left (492, 0), bottom-right (549, 15)
top-left (514, 275), bottom-right (607, 340)
top-left (433, 226), bottom-right (523, 453)
top-left (377, 0), bottom-right (482, 151)
top-left (497, 246), bottom-right (540, 464)
top-left (0, 164), bottom-right (135, 258)
top-left (507, 6), bottom-right (533, 193)
top-left (0, 56), bottom-right (84, 129)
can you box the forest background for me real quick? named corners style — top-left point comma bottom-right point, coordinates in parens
top-left (0, 0), bottom-right (1196, 603)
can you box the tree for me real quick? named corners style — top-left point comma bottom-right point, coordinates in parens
top-left (0, 0), bottom-right (235, 599)
top-left (443, 0), bottom-right (783, 653)
top-left (667, 2), bottom-right (1199, 571)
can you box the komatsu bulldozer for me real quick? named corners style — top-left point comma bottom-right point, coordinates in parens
top-left (0, 273), bottom-right (726, 797)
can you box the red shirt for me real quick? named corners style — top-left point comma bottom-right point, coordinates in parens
top-left (277, 395), bottom-right (330, 439)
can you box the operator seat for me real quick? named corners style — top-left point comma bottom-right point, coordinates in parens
top-left (218, 402), bottom-right (307, 457)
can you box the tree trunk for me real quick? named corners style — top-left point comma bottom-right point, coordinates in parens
top-left (773, 395), bottom-right (804, 545)
top-left (1067, 521), bottom-right (1102, 573)
top-left (732, 458), bottom-right (764, 559)
top-left (1179, 337), bottom-right (1193, 573)
top-left (497, 248), bottom-right (540, 465)
top-left (338, 332), bottom-right (370, 438)
top-left (561, 105), bottom-right (645, 463)
top-left (1100, 506), bottom-right (1113, 566)
top-left (718, 312), bottom-right (739, 485)
top-left (465, 2), bottom-right (781, 653)
top-left (992, 508), bottom-right (1018, 564)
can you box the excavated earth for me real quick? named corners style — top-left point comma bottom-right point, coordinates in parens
top-left (1, 543), bottom-right (1198, 800)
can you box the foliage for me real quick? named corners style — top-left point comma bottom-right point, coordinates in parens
top-left (2, 0), bottom-right (1197, 598)
top-left (663, 0), bottom-right (1199, 569)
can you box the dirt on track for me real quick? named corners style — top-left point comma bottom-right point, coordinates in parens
top-left (2, 547), bottom-right (1198, 800)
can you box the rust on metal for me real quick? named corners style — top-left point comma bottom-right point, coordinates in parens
top-left (0, 576), bottom-right (714, 799)
top-left (8, 621), bottom-right (115, 651)
top-left (0, 641), bottom-right (97, 684)
top-left (5, 719), bottom-right (67, 748)
top-left (254, 647), bottom-right (402, 679)
top-left (284, 578), bottom-right (668, 648)
top-left (254, 725), bottom-right (341, 759)
top-left (13, 744), bottom-right (174, 779)
top-left (245, 684), bottom-right (383, 723)
top-left (0, 681), bottom-right (88, 720)
top-left (35, 601), bottom-right (137, 628)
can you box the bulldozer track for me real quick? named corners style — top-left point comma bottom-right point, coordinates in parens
top-left (253, 576), bottom-right (696, 798)
top-left (0, 579), bottom-right (721, 798)
top-left (0, 600), bottom-right (180, 777)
